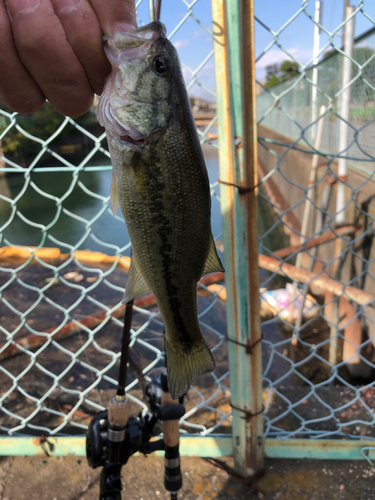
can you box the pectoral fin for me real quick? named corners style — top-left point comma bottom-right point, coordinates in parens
top-left (110, 171), bottom-right (119, 217)
top-left (122, 255), bottom-right (149, 303)
top-left (202, 235), bottom-right (225, 276)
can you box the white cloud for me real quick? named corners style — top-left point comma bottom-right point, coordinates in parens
top-left (173, 39), bottom-right (191, 49)
top-left (256, 47), bottom-right (313, 69)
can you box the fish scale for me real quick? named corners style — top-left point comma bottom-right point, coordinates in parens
top-left (98, 21), bottom-right (224, 398)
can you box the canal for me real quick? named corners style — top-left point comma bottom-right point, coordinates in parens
top-left (0, 145), bottom-right (223, 256)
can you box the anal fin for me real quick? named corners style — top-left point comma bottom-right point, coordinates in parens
top-left (122, 255), bottom-right (149, 303)
top-left (202, 235), bottom-right (225, 276)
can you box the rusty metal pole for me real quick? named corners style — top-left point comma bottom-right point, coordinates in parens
top-left (212, 0), bottom-right (264, 478)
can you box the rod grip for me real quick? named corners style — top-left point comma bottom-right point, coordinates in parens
top-left (161, 373), bottom-right (182, 493)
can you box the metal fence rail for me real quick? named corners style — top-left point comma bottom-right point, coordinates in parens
top-left (0, 0), bottom-right (231, 448)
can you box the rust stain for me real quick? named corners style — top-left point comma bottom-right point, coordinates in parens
top-left (234, 135), bottom-right (243, 149)
top-left (32, 435), bottom-right (55, 457)
top-left (240, 0), bottom-right (264, 474)
top-left (31, 436), bottom-right (41, 447)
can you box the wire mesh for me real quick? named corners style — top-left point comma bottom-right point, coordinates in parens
top-left (2, 0), bottom-right (375, 460)
top-left (256, 0), bottom-right (375, 444)
top-left (257, 26), bottom-right (375, 176)
top-left (0, 0), bottom-right (230, 439)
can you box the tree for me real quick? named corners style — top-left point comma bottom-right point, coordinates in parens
top-left (280, 60), bottom-right (300, 79)
top-left (264, 60), bottom-right (300, 89)
top-left (265, 64), bottom-right (281, 89)
top-left (321, 46), bottom-right (375, 104)
top-left (351, 47), bottom-right (375, 104)
top-left (0, 102), bottom-right (95, 163)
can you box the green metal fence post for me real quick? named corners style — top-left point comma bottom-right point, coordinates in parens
top-left (212, 0), bottom-right (264, 478)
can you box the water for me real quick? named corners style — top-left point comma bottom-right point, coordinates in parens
top-left (0, 145), bottom-right (222, 256)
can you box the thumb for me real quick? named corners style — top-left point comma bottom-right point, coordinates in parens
top-left (89, 0), bottom-right (137, 36)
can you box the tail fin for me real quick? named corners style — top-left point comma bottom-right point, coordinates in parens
top-left (165, 338), bottom-right (215, 399)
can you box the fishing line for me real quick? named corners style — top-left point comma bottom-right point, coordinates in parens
top-left (117, 298), bottom-right (134, 397)
top-left (150, 0), bottom-right (162, 23)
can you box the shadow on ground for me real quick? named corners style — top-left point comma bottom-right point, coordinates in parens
top-left (1, 455), bottom-right (375, 500)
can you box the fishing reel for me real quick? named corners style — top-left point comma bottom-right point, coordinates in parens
top-left (86, 371), bottom-right (185, 500)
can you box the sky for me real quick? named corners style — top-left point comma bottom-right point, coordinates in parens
top-left (135, 0), bottom-right (375, 100)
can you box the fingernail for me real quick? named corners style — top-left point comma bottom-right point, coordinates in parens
top-left (6, 0), bottom-right (41, 19)
top-left (113, 22), bottom-right (137, 34)
top-left (51, 0), bottom-right (81, 16)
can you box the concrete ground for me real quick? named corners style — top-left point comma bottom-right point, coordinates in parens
top-left (1, 454), bottom-right (375, 500)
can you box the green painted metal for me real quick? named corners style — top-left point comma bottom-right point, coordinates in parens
top-left (266, 439), bottom-right (375, 461)
top-left (212, 0), bottom-right (264, 478)
top-left (0, 435), bottom-right (233, 457)
top-left (178, 436), bottom-right (232, 457)
top-left (4, 436), bottom-right (375, 461)
top-left (0, 436), bottom-right (85, 456)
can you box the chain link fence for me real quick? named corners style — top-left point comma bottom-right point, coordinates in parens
top-left (256, 0), bottom-right (375, 447)
top-left (0, 0), bottom-right (230, 440)
top-left (257, 25), bottom-right (375, 176)
top-left (2, 0), bottom-right (375, 464)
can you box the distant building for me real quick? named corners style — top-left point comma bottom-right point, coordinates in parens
top-left (189, 98), bottom-right (216, 113)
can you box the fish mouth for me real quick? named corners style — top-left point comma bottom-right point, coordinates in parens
top-left (118, 134), bottom-right (147, 146)
top-left (109, 126), bottom-right (148, 147)
top-left (98, 93), bottom-right (149, 147)
top-left (104, 21), bottom-right (166, 54)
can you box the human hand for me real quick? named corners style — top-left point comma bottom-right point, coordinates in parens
top-left (0, 0), bottom-right (136, 117)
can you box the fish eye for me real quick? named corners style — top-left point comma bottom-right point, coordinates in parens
top-left (152, 55), bottom-right (170, 75)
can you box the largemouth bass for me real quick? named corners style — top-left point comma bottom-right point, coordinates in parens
top-left (98, 21), bottom-right (224, 399)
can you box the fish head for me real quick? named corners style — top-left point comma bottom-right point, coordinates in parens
top-left (98, 21), bottom-right (181, 151)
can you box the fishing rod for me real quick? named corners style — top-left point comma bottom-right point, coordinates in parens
top-left (86, 295), bottom-right (186, 500)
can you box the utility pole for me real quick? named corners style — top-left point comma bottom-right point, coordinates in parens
top-left (336, 4), bottom-right (355, 226)
top-left (342, 0), bottom-right (350, 46)
top-left (311, 1), bottom-right (322, 141)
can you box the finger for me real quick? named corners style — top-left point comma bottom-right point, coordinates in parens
top-left (0, 0), bottom-right (45, 114)
top-left (51, 0), bottom-right (110, 95)
top-left (89, 0), bottom-right (137, 36)
top-left (6, 0), bottom-right (94, 117)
